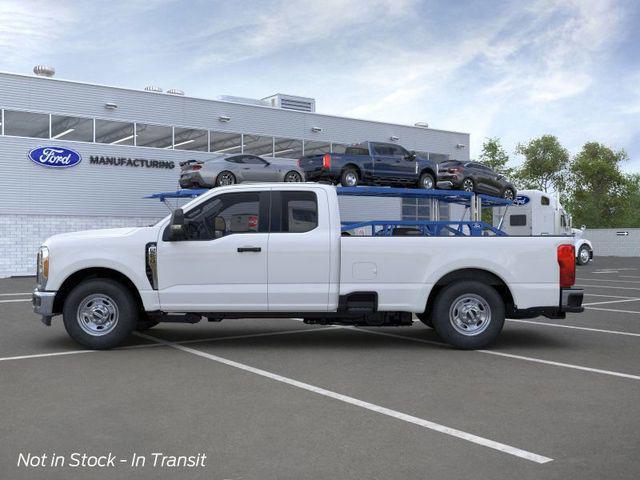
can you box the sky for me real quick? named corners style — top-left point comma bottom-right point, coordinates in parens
top-left (1, 0), bottom-right (639, 171)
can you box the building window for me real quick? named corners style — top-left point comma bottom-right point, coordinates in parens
top-left (243, 134), bottom-right (274, 156)
top-left (51, 115), bottom-right (93, 142)
top-left (136, 123), bottom-right (172, 149)
top-left (210, 131), bottom-right (242, 154)
top-left (274, 137), bottom-right (303, 159)
top-left (303, 140), bottom-right (330, 156)
top-left (3, 110), bottom-right (49, 138)
top-left (173, 127), bottom-right (208, 151)
top-left (95, 119), bottom-right (135, 145)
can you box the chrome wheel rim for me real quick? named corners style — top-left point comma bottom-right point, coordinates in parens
top-left (77, 294), bottom-right (119, 336)
top-left (421, 176), bottom-right (434, 189)
top-left (343, 172), bottom-right (358, 186)
top-left (579, 248), bottom-right (590, 263)
top-left (462, 179), bottom-right (474, 192)
top-left (503, 189), bottom-right (514, 200)
top-left (218, 172), bottom-right (235, 186)
top-left (449, 294), bottom-right (491, 336)
top-left (285, 171), bottom-right (302, 182)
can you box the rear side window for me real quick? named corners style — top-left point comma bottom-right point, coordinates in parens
top-left (272, 191), bottom-right (318, 233)
top-left (510, 215), bottom-right (527, 226)
top-left (541, 196), bottom-right (550, 205)
top-left (345, 146), bottom-right (370, 156)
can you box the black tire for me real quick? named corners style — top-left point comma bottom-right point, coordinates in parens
top-left (502, 187), bottom-right (516, 200)
top-left (416, 312), bottom-right (433, 328)
top-left (62, 279), bottom-right (138, 349)
top-left (418, 172), bottom-right (435, 190)
top-left (431, 281), bottom-right (505, 349)
top-left (215, 171), bottom-right (236, 187)
top-left (576, 245), bottom-right (591, 266)
top-left (461, 178), bottom-right (475, 192)
top-left (340, 167), bottom-right (359, 187)
top-left (284, 171), bottom-right (303, 182)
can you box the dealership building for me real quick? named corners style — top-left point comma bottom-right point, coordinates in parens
top-left (0, 69), bottom-right (470, 277)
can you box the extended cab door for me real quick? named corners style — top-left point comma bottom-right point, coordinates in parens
top-left (156, 190), bottom-right (270, 311)
top-left (267, 188), bottom-right (333, 311)
top-left (372, 143), bottom-right (416, 183)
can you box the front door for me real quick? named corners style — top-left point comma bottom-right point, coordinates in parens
top-left (156, 190), bottom-right (270, 311)
top-left (372, 143), bottom-right (415, 183)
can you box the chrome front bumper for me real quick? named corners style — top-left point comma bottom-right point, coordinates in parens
top-left (32, 289), bottom-right (56, 326)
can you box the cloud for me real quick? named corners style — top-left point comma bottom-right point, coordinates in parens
top-left (0, 0), bottom-right (76, 64)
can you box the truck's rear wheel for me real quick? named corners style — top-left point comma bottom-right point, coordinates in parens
top-left (341, 168), bottom-right (359, 187)
top-left (431, 281), bottom-right (504, 349)
top-left (62, 279), bottom-right (138, 349)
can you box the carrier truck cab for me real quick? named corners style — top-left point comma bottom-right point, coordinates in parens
top-left (495, 189), bottom-right (594, 265)
top-left (33, 183), bottom-right (584, 351)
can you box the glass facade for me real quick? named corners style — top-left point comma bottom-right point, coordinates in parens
top-left (0, 108), bottom-right (455, 169)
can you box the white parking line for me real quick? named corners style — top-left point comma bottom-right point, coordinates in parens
top-left (134, 331), bottom-right (553, 464)
top-left (0, 298), bottom-right (31, 303)
top-left (584, 293), bottom-right (639, 299)
top-left (583, 298), bottom-right (640, 306)
top-left (344, 328), bottom-right (640, 381)
top-left (0, 326), bottom-right (337, 362)
top-left (585, 307), bottom-right (640, 315)
top-left (0, 292), bottom-right (32, 296)
top-left (577, 278), bottom-right (640, 284)
top-left (577, 284), bottom-right (640, 291)
top-left (506, 319), bottom-right (640, 337)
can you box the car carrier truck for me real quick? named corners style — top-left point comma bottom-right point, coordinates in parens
top-left (33, 184), bottom-right (584, 350)
top-left (494, 189), bottom-right (594, 265)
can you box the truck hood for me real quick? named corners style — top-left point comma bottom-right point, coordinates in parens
top-left (43, 226), bottom-right (158, 248)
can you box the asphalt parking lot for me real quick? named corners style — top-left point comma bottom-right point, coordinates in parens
top-left (1, 257), bottom-right (640, 480)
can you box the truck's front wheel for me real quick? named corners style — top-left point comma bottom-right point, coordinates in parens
top-left (431, 281), bottom-right (504, 349)
top-left (62, 279), bottom-right (138, 349)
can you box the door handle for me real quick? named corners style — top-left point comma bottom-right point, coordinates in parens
top-left (237, 247), bottom-right (261, 252)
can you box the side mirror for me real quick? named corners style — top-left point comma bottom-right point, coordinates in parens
top-left (405, 151), bottom-right (416, 160)
top-left (214, 216), bottom-right (226, 239)
top-left (169, 208), bottom-right (184, 241)
top-left (581, 225), bottom-right (586, 231)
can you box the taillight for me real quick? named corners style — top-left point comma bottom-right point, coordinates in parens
top-left (449, 167), bottom-right (462, 173)
top-left (557, 244), bottom-right (576, 288)
top-left (192, 164), bottom-right (202, 170)
top-left (322, 153), bottom-right (331, 169)
top-left (297, 159), bottom-right (301, 167)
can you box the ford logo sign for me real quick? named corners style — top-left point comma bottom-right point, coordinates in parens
top-left (28, 146), bottom-right (82, 168)
top-left (514, 195), bottom-right (530, 206)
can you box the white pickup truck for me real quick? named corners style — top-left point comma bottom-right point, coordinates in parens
top-left (33, 183), bottom-right (584, 350)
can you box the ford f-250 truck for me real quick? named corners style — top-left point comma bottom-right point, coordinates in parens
top-left (33, 183), bottom-right (584, 350)
top-left (298, 141), bottom-right (439, 189)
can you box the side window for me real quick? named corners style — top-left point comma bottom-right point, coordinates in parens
top-left (541, 196), bottom-right (550, 206)
top-left (226, 156), bottom-right (243, 164)
top-left (181, 192), bottom-right (264, 240)
top-left (273, 191), bottom-right (318, 233)
top-left (373, 144), bottom-right (390, 155)
top-left (389, 145), bottom-right (406, 157)
top-left (510, 215), bottom-right (527, 227)
top-left (243, 155), bottom-right (267, 165)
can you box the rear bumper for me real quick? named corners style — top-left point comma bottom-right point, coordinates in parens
top-left (32, 289), bottom-right (56, 326)
top-left (302, 168), bottom-right (337, 182)
top-left (509, 287), bottom-right (584, 320)
top-left (179, 172), bottom-right (208, 188)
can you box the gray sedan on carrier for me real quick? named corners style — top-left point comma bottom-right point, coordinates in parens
top-left (179, 154), bottom-right (305, 188)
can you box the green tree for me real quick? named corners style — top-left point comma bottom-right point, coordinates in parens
top-left (479, 137), bottom-right (514, 177)
top-left (515, 135), bottom-right (569, 192)
top-left (567, 142), bottom-right (637, 227)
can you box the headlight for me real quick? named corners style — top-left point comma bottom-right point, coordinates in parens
top-left (37, 246), bottom-right (49, 289)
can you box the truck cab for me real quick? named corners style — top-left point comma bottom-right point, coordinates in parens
top-left (495, 189), bottom-right (594, 265)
